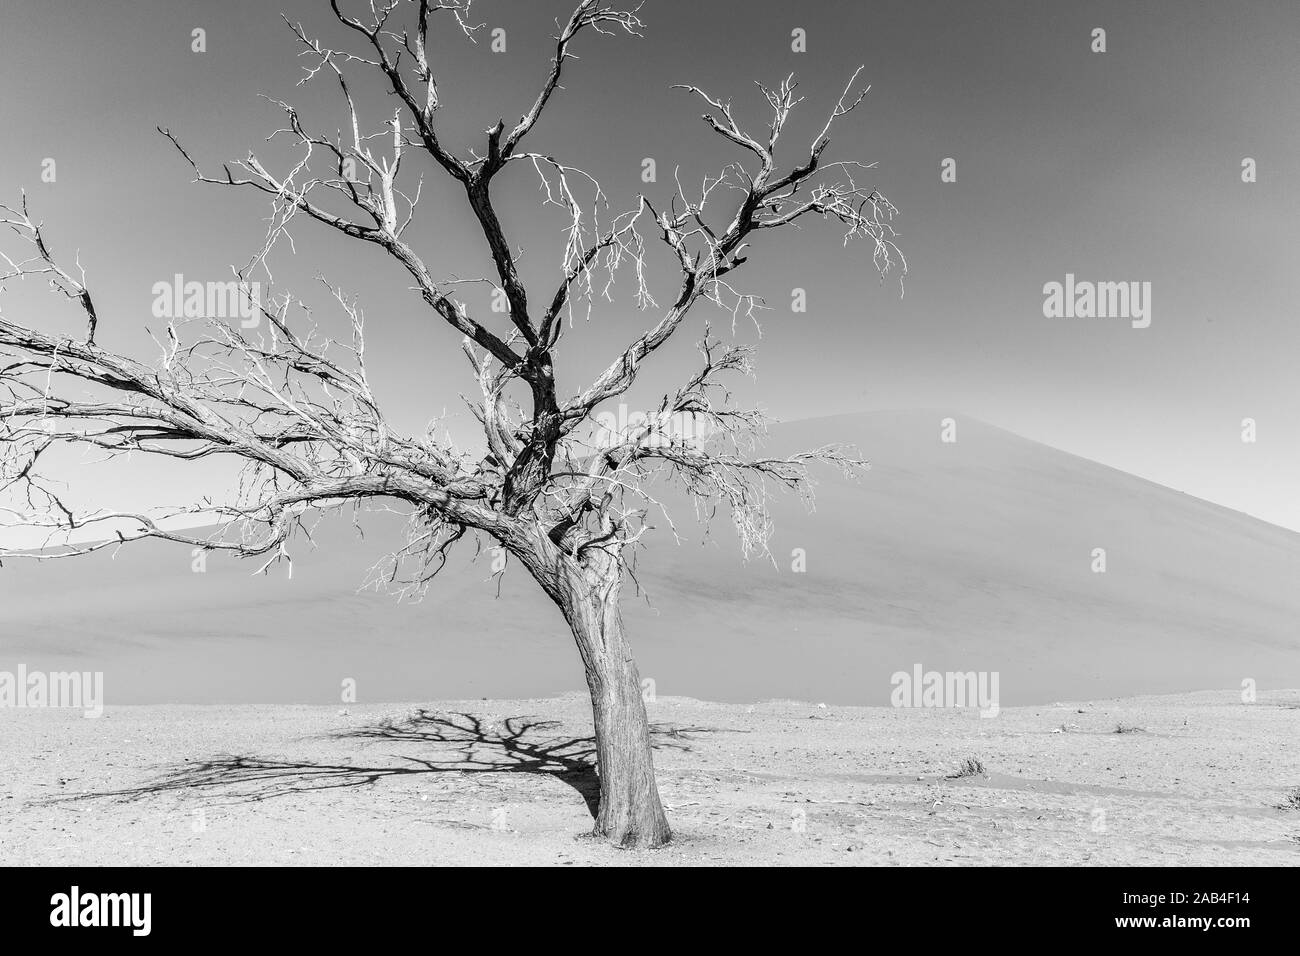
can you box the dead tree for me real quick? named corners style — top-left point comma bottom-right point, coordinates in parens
top-left (0, 0), bottom-right (903, 848)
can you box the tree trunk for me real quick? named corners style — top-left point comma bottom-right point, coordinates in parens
top-left (561, 562), bottom-right (672, 849)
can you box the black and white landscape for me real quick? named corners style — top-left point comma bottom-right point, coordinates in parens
top-left (1, 0), bottom-right (1297, 871)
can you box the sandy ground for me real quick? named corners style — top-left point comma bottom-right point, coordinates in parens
top-left (1, 689), bottom-right (1297, 866)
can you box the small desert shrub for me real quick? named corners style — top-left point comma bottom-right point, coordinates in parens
top-left (1113, 723), bottom-right (1145, 734)
top-left (1276, 788), bottom-right (1300, 811)
top-left (948, 757), bottom-right (986, 779)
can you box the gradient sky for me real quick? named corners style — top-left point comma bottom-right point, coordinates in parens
top-left (2, 0), bottom-right (1299, 532)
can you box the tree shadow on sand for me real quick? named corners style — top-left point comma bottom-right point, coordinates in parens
top-left (52, 711), bottom-right (724, 820)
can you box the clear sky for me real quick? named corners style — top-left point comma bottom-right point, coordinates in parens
top-left (2, 0), bottom-right (1298, 532)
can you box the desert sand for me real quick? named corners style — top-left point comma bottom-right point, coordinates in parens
top-left (4, 411), bottom-right (1298, 865)
top-left (2, 689), bottom-right (1297, 866)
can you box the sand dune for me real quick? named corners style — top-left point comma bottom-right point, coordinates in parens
top-left (2, 410), bottom-right (1297, 706)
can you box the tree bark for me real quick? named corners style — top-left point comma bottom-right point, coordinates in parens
top-left (560, 559), bottom-right (672, 849)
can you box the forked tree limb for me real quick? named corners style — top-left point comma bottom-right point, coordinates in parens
top-left (1, 0), bottom-right (900, 586)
